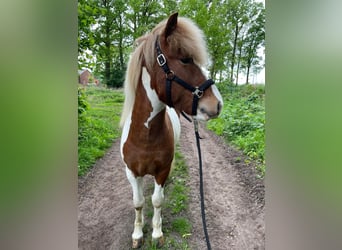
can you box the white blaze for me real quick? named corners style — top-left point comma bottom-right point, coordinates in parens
top-left (211, 84), bottom-right (223, 107)
top-left (142, 67), bottom-right (165, 128)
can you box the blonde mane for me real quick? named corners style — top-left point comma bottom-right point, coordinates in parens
top-left (120, 16), bottom-right (209, 127)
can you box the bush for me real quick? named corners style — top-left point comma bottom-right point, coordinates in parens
top-left (78, 86), bottom-right (124, 176)
top-left (208, 84), bottom-right (265, 176)
top-left (78, 87), bottom-right (89, 115)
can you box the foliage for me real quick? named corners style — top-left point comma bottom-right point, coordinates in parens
top-left (78, 0), bottom-right (97, 54)
top-left (207, 84), bottom-right (265, 175)
top-left (165, 151), bottom-right (189, 214)
top-left (242, 4), bottom-right (265, 84)
top-left (179, 0), bottom-right (265, 83)
top-left (78, 87), bottom-right (89, 115)
top-left (78, 86), bottom-right (124, 176)
top-left (78, 0), bottom-right (265, 87)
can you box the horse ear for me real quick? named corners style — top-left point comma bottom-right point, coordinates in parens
top-left (165, 12), bottom-right (178, 39)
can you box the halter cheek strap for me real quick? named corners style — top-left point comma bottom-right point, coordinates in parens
top-left (155, 36), bottom-right (214, 116)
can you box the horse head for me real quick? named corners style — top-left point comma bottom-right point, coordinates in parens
top-left (149, 13), bottom-right (223, 121)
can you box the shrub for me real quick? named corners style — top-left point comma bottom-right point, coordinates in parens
top-left (78, 86), bottom-right (124, 176)
top-left (208, 84), bottom-right (265, 176)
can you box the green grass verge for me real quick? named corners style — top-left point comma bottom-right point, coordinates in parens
top-left (208, 84), bottom-right (265, 177)
top-left (78, 86), bottom-right (124, 176)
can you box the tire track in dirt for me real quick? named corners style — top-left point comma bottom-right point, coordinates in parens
top-left (78, 119), bottom-right (265, 249)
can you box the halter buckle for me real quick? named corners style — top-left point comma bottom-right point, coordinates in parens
top-left (157, 54), bottom-right (166, 66)
top-left (192, 87), bottom-right (204, 98)
top-left (166, 70), bottom-right (175, 80)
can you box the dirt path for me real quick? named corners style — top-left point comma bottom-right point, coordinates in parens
top-left (78, 119), bottom-right (265, 249)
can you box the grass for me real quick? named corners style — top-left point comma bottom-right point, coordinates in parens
top-left (207, 84), bottom-right (265, 177)
top-left (78, 86), bottom-right (124, 176)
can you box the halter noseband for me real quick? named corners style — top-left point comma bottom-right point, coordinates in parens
top-left (155, 36), bottom-right (214, 116)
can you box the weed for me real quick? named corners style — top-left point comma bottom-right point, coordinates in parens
top-left (208, 84), bottom-right (265, 176)
top-left (78, 86), bottom-right (124, 176)
top-left (171, 217), bottom-right (191, 236)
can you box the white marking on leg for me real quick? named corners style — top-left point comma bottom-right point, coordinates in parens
top-left (141, 67), bottom-right (165, 128)
top-left (126, 167), bottom-right (145, 240)
top-left (151, 180), bottom-right (164, 239)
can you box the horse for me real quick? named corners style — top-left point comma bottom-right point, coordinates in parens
top-left (120, 12), bottom-right (223, 248)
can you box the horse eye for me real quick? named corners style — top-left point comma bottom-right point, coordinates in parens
top-left (180, 58), bottom-right (193, 64)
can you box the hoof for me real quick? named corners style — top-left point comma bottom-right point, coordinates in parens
top-left (132, 237), bottom-right (143, 249)
top-left (152, 236), bottom-right (164, 248)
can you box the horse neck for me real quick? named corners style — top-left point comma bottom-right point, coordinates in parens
top-left (131, 67), bottom-right (166, 134)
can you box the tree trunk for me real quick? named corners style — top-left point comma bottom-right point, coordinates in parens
top-left (235, 45), bottom-right (242, 86)
top-left (236, 61), bottom-right (240, 86)
top-left (246, 64), bottom-right (250, 84)
top-left (230, 23), bottom-right (239, 82)
top-left (104, 61), bottom-right (111, 85)
top-left (118, 14), bottom-right (124, 71)
top-left (236, 33), bottom-right (245, 86)
top-left (104, 21), bottom-right (111, 86)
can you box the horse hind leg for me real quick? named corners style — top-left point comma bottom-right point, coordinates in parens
top-left (125, 167), bottom-right (145, 249)
top-left (151, 179), bottom-right (165, 248)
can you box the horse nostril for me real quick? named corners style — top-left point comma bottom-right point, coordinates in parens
top-left (200, 107), bottom-right (206, 113)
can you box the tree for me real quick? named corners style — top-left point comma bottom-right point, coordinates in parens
top-left (77, 0), bottom-right (265, 88)
top-left (235, 29), bottom-right (247, 85)
top-left (91, 0), bottom-right (129, 87)
top-left (126, 0), bottom-right (166, 40)
top-left (78, 0), bottom-right (98, 71)
top-left (206, 0), bottom-right (232, 82)
top-left (242, 3), bottom-right (265, 84)
top-left (227, 0), bottom-right (250, 83)
top-left (179, 0), bottom-right (231, 81)
top-left (78, 0), bottom-right (97, 54)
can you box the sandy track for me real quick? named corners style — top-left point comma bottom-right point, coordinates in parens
top-left (179, 120), bottom-right (264, 250)
top-left (78, 119), bottom-right (265, 249)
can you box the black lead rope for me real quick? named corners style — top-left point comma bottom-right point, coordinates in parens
top-left (155, 36), bottom-right (212, 249)
top-left (194, 119), bottom-right (212, 250)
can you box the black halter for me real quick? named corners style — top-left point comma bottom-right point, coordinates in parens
top-left (155, 36), bottom-right (214, 116)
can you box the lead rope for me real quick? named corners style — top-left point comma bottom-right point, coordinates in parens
top-left (193, 118), bottom-right (212, 250)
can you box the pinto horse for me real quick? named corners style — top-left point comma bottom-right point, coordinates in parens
top-left (120, 13), bottom-right (223, 248)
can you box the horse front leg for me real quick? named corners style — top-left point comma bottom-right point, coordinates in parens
top-left (126, 167), bottom-right (145, 249)
top-left (152, 179), bottom-right (165, 247)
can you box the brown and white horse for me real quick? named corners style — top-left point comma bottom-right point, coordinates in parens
top-left (120, 13), bottom-right (223, 248)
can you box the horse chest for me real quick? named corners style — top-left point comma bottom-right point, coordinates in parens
top-left (122, 122), bottom-right (174, 177)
